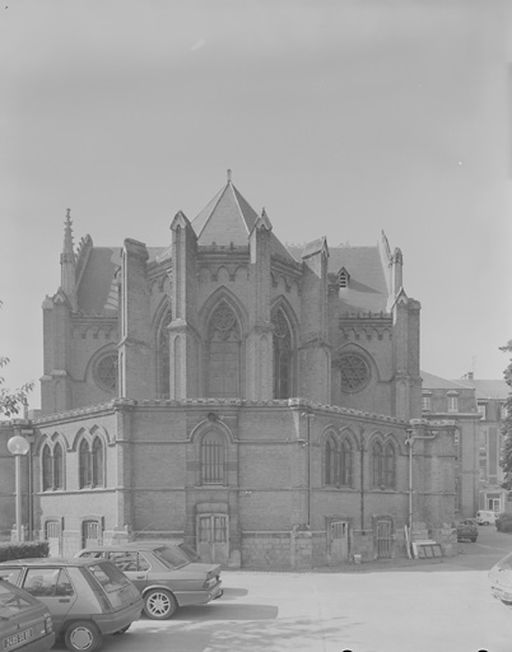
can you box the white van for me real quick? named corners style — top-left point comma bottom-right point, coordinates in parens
top-left (476, 510), bottom-right (497, 525)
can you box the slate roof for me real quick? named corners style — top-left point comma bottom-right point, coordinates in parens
top-left (455, 378), bottom-right (509, 400)
top-left (287, 243), bottom-right (390, 313)
top-left (191, 179), bottom-right (296, 263)
top-left (76, 246), bottom-right (165, 315)
top-left (420, 371), bottom-right (472, 391)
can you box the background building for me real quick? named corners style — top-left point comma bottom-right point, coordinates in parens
top-left (458, 373), bottom-right (509, 514)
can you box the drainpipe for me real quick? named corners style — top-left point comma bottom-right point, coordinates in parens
top-left (359, 434), bottom-right (365, 532)
top-left (301, 411), bottom-right (314, 527)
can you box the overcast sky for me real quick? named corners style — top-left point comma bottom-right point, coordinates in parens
top-left (1, 0), bottom-right (511, 409)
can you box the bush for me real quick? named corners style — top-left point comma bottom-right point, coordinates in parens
top-left (0, 541), bottom-right (49, 562)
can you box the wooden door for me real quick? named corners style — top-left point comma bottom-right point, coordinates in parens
top-left (328, 520), bottom-right (349, 563)
top-left (376, 519), bottom-right (392, 559)
top-left (81, 519), bottom-right (102, 549)
top-left (197, 514), bottom-right (229, 565)
top-left (45, 520), bottom-right (62, 557)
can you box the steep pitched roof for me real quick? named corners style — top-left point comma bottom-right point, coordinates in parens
top-left (192, 180), bottom-right (258, 246)
top-left (287, 243), bottom-right (389, 313)
top-left (191, 177), bottom-right (296, 263)
top-left (76, 246), bottom-right (165, 315)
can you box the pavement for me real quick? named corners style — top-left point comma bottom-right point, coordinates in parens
top-left (53, 526), bottom-right (512, 652)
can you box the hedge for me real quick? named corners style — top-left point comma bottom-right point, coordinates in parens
top-left (0, 541), bottom-right (49, 562)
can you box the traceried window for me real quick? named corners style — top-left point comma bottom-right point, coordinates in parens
top-left (272, 308), bottom-right (293, 399)
top-left (79, 437), bottom-right (105, 489)
top-left (200, 431), bottom-right (226, 485)
top-left (94, 352), bottom-right (118, 393)
top-left (53, 443), bottom-right (63, 489)
top-left (41, 442), bottom-right (64, 491)
top-left (92, 437), bottom-right (104, 486)
top-left (371, 440), bottom-right (383, 488)
top-left (42, 444), bottom-right (53, 491)
top-left (371, 439), bottom-right (396, 489)
top-left (324, 433), bottom-right (353, 487)
top-left (206, 302), bottom-right (241, 398)
top-left (339, 353), bottom-right (370, 393)
top-left (383, 442), bottom-right (396, 488)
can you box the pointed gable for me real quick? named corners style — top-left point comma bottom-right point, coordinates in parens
top-left (192, 178), bottom-right (258, 246)
top-left (191, 174), bottom-right (297, 264)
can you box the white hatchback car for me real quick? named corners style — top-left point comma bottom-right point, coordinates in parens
top-left (476, 510), bottom-right (497, 525)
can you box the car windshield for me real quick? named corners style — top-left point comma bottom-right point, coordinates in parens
top-left (88, 562), bottom-right (131, 592)
top-left (152, 546), bottom-right (190, 569)
top-left (0, 583), bottom-right (34, 618)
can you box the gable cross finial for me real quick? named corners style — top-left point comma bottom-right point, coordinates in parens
top-left (227, 168), bottom-right (232, 183)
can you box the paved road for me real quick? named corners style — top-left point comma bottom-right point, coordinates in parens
top-left (56, 527), bottom-right (512, 652)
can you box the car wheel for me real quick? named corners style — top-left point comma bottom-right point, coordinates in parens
top-left (144, 588), bottom-right (178, 619)
top-left (114, 624), bottom-right (131, 635)
top-left (64, 621), bottom-right (102, 652)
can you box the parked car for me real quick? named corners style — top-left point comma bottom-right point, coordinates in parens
top-left (76, 541), bottom-right (223, 619)
top-left (476, 510), bottom-right (497, 525)
top-left (495, 513), bottom-right (512, 532)
top-left (489, 551), bottom-right (512, 607)
top-left (0, 578), bottom-right (55, 652)
top-left (456, 519), bottom-right (478, 543)
top-left (0, 558), bottom-right (143, 652)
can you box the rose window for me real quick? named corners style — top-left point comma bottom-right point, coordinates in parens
top-left (339, 353), bottom-right (370, 393)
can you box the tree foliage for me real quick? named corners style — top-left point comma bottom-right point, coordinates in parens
top-left (0, 301), bottom-right (33, 418)
top-left (500, 339), bottom-right (512, 490)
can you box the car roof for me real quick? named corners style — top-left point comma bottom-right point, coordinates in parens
top-left (0, 557), bottom-right (108, 567)
top-left (79, 541), bottom-right (180, 552)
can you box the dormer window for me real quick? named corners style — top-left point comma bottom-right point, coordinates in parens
top-left (337, 267), bottom-right (350, 288)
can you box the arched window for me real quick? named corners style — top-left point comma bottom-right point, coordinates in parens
top-left (200, 431), bottom-right (226, 485)
top-left (53, 443), bottom-right (64, 490)
top-left (206, 302), bottom-right (241, 398)
top-left (325, 434), bottom-right (338, 486)
top-left (324, 434), bottom-right (353, 488)
top-left (79, 439), bottom-right (91, 489)
top-left (42, 445), bottom-right (52, 491)
top-left (371, 440), bottom-right (384, 488)
top-left (383, 442), bottom-right (396, 489)
top-left (340, 438), bottom-right (353, 487)
top-left (92, 437), bottom-right (104, 487)
top-left (272, 308), bottom-right (293, 399)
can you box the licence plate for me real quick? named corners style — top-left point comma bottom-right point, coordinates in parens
top-left (2, 628), bottom-right (34, 650)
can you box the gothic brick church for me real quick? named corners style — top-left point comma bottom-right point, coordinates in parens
top-left (23, 172), bottom-right (456, 566)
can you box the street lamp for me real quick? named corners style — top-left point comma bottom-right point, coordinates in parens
top-left (7, 434), bottom-right (30, 542)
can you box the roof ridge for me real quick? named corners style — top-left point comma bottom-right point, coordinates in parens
top-left (230, 182), bottom-right (250, 235)
top-left (195, 183), bottom-right (228, 239)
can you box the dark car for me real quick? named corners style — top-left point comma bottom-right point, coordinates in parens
top-left (0, 578), bottom-right (55, 652)
top-left (76, 541), bottom-right (222, 619)
top-left (0, 558), bottom-right (143, 652)
top-left (456, 519), bottom-right (478, 543)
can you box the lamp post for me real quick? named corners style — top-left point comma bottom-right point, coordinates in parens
top-left (7, 433), bottom-right (30, 542)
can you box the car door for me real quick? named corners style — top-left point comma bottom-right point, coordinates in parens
top-left (21, 567), bottom-right (76, 633)
top-left (107, 551), bottom-right (149, 593)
